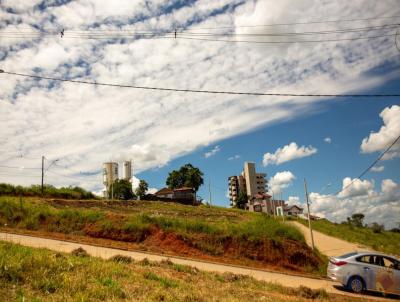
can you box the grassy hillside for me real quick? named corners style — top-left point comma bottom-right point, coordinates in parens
top-left (0, 197), bottom-right (325, 274)
top-left (297, 218), bottom-right (400, 256)
top-left (0, 241), bottom-right (368, 302)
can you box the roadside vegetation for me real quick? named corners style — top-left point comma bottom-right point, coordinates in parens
top-left (0, 241), bottom-right (369, 302)
top-left (297, 218), bottom-right (400, 256)
top-left (0, 196), bottom-right (325, 274)
top-left (0, 183), bottom-right (96, 199)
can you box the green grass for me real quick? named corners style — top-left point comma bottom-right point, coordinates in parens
top-left (0, 196), bottom-right (304, 243)
top-left (0, 241), bottom-right (364, 302)
top-left (0, 197), bottom-right (324, 274)
top-left (297, 218), bottom-right (400, 256)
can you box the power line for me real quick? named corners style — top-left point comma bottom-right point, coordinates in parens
top-left (188, 15), bottom-right (400, 30)
top-left (314, 134), bottom-right (400, 200)
top-left (47, 170), bottom-right (99, 183)
top-left (334, 134), bottom-right (400, 196)
top-left (0, 173), bottom-right (41, 178)
top-left (1, 23), bottom-right (398, 36)
top-left (0, 32), bottom-right (396, 44)
top-left (176, 33), bottom-right (396, 44)
top-left (1, 70), bottom-right (400, 98)
top-left (0, 165), bottom-right (41, 170)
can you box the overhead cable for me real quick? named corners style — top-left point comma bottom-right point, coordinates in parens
top-left (1, 70), bottom-right (400, 98)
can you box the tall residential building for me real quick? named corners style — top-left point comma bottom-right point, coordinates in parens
top-left (228, 162), bottom-right (267, 207)
top-left (103, 162), bottom-right (119, 198)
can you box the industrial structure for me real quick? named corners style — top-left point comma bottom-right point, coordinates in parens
top-left (123, 160), bottom-right (132, 181)
top-left (103, 160), bottom-right (132, 198)
top-left (228, 162), bottom-right (267, 207)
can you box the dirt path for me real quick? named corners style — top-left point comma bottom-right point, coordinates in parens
top-left (0, 231), bottom-right (391, 301)
top-left (290, 221), bottom-right (371, 257)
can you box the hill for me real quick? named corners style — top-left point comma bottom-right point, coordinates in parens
top-left (0, 196), bottom-right (326, 275)
top-left (296, 218), bottom-right (400, 256)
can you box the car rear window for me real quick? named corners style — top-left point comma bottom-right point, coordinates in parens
top-left (337, 252), bottom-right (358, 259)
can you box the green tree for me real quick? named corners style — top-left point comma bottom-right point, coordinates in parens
top-left (136, 180), bottom-right (149, 200)
top-left (370, 222), bottom-right (384, 233)
top-left (235, 191), bottom-right (248, 209)
top-left (347, 213), bottom-right (365, 228)
top-left (112, 179), bottom-right (135, 200)
top-left (166, 163), bottom-right (204, 195)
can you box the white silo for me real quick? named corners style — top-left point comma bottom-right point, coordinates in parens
top-left (123, 161), bottom-right (132, 181)
top-left (103, 162), bottom-right (119, 198)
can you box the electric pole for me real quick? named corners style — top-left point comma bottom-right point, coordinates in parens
top-left (208, 179), bottom-right (212, 207)
top-left (41, 156), bottom-right (44, 196)
top-left (304, 178), bottom-right (315, 251)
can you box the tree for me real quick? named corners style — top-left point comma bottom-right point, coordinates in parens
top-left (235, 191), bottom-right (248, 209)
top-left (347, 213), bottom-right (365, 228)
top-left (370, 222), bottom-right (384, 233)
top-left (166, 163), bottom-right (204, 193)
top-left (136, 180), bottom-right (148, 200)
top-left (112, 179), bottom-right (135, 200)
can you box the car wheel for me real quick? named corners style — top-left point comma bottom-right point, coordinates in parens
top-left (347, 276), bottom-right (364, 294)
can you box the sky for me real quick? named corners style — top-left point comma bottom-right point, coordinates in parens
top-left (0, 0), bottom-right (399, 228)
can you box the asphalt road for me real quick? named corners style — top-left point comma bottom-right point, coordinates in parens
top-left (0, 231), bottom-right (392, 301)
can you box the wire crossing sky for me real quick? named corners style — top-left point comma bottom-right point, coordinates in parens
top-left (1, 0), bottom-right (399, 228)
top-left (2, 70), bottom-right (400, 98)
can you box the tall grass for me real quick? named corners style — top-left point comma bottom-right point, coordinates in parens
top-left (0, 241), bottom-right (350, 302)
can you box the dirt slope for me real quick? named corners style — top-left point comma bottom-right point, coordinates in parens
top-left (290, 221), bottom-right (372, 256)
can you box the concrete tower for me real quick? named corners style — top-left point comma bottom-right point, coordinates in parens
top-left (123, 161), bottom-right (132, 181)
top-left (103, 162), bottom-right (118, 198)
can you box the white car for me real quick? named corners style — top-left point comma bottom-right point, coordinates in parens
top-left (327, 252), bottom-right (400, 295)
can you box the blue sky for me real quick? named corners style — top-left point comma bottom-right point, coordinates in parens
top-left (0, 0), bottom-right (399, 228)
top-left (138, 94), bottom-right (399, 206)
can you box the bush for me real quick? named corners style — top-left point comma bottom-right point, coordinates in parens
top-left (0, 183), bottom-right (96, 199)
top-left (71, 247), bottom-right (89, 257)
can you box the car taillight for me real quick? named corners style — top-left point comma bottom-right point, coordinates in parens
top-left (333, 261), bottom-right (347, 266)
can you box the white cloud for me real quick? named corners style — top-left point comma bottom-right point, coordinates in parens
top-left (131, 175), bottom-right (140, 190)
top-left (228, 154), bottom-right (240, 160)
top-left (263, 142), bottom-right (317, 166)
top-left (360, 105), bottom-right (400, 159)
top-left (269, 171), bottom-right (296, 195)
top-left (338, 177), bottom-right (374, 198)
top-left (309, 178), bottom-right (400, 229)
top-left (204, 145), bottom-right (221, 158)
top-left (287, 196), bottom-right (301, 206)
top-left (370, 165), bottom-right (385, 172)
top-left (324, 137), bottom-right (332, 144)
top-left (147, 187), bottom-right (158, 194)
top-left (0, 0), bottom-right (399, 193)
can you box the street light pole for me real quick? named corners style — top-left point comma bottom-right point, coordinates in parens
top-left (304, 178), bottom-right (315, 251)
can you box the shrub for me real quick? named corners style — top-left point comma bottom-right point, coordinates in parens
top-left (109, 255), bottom-right (133, 264)
top-left (71, 247), bottom-right (89, 257)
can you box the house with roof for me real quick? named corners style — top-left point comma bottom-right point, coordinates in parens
top-left (153, 187), bottom-right (196, 204)
top-left (245, 193), bottom-right (286, 215)
top-left (284, 205), bottom-right (304, 217)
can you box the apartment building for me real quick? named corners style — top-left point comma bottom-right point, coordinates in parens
top-left (228, 162), bottom-right (267, 207)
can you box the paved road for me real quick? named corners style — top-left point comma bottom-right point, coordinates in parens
top-left (0, 232), bottom-right (389, 301)
top-left (290, 221), bottom-right (371, 257)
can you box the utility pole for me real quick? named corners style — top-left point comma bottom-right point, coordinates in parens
top-left (41, 156), bottom-right (44, 196)
top-left (304, 178), bottom-right (315, 251)
top-left (111, 179), bottom-right (114, 201)
top-left (208, 179), bottom-right (212, 207)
